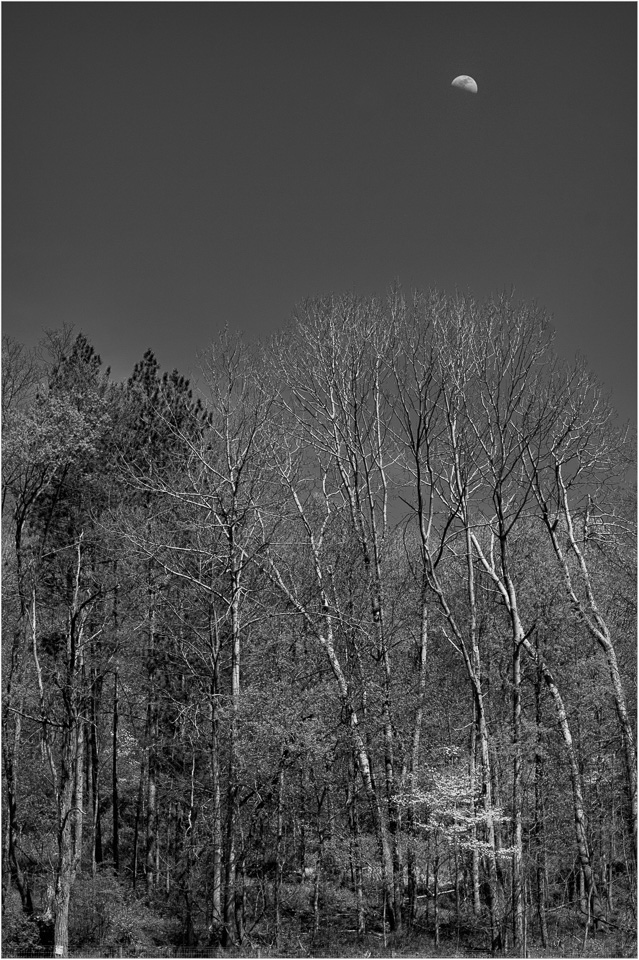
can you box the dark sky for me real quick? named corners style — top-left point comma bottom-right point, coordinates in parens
top-left (3, 3), bottom-right (636, 420)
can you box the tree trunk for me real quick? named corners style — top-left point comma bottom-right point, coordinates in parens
top-left (2, 512), bottom-right (35, 914)
top-left (90, 669), bottom-right (103, 873)
top-left (347, 772), bottom-right (366, 938)
top-left (111, 570), bottom-right (120, 875)
top-left (463, 521), bottom-right (505, 944)
top-left (145, 578), bottom-right (158, 896)
top-left (235, 828), bottom-right (247, 945)
top-left (433, 853), bottom-right (440, 948)
top-left (469, 700), bottom-right (481, 916)
top-left (407, 594), bottom-right (429, 929)
top-left (207, 614), bottom-right (222, 937)
top-left (145, 712), bottom-right (157, 895)
top-left (512, 642), bottom-right (524, 948)
top-left (474, 679), bottom-right (504, 950)
top-left (73, 707), bottom-right (85, 876)
top-left (112, 667), bottom-right (120, 875)
top-left (274, 763), bottom-right (284, 945)
top-left (222, 553), bottom-right (242, 948)
top-left (165, 799), bottom-right (173, 895)
top-left (3, 525), bottom-right (34, 912)
top-left (522, 635), bottom-right (605, 927)
top-left (312, 856), bottom-right (322, 942)
top-left (3, 700), bottom-right (33, 913)
top-left (53, 717), bottom-right (84, 958)
top-left (376, 596), bottom-right (402, 932)
top-left (132, 756), bottom-right (146, 892)
top-left (534, 660), bottom-right (549, 948)
top-left (49, 539), bottom-right (90, 958)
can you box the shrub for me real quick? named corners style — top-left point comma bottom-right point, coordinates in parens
top-left (68, 869), bottom-right (179, 952)
top-left (2, 890), bottom-right (41, 957)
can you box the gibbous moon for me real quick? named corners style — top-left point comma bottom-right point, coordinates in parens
top-left (451, 75), bottom-right (478, 94)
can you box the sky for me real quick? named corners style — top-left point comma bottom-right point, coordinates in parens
top-left (3, 3), bottom-right (636, 421)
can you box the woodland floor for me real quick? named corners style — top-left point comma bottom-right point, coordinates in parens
top-left (7, 884), bottom-right (637, 959)
top-left (10, 924), bottom-right (638, 960)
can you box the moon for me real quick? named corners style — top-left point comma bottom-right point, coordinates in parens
top-left (451, 75), bottom-right (478, 94)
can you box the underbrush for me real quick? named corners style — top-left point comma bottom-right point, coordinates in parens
top-left (4, 876), bottom-right (636, 958)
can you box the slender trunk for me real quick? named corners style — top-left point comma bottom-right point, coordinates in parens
top-left (312, 856), bottom-right (322, 942)
top-left (347, 771), bottom-right (365, 938)
top-left (464, 522), bottom-right (503, 945)
top-left (132, 755), bottom-right (146, 892)
top-left (112, 667), bottom-right (120, 874)
top-left (73, 707), bottom-right (85, 876)
top-left (475, 680), bottom-right (504, 947)
top-left (52, 539), bottom-right (88, 958)
top-left (3, 525), bottom-right (33, 911)
top-left (3, 704), bottom-right (33, 912)
top-left (407, 593), bottom-right (429, 929)
top-left (433, 853), bottom-right (440, 948)
top-left (454, 841), bottom-right (461, 936)
top-left (175, 802), bottom-right (185, 898)
top-left (145, 711), bottom-right (157, 895)
top-left (606, 825), bottom-right (614, 911)
top-left (111, 569), bottom-right (120, 874)
top-left (299, 766), bottom-right (307, 879)
top-left (469, 699), bottom-right (481, 916)
top-left (207, 606), bottom-right (222, 937)
top-left (465, 543), bottom-right (502, 945)
top-left (183, 750), bottom-right (197, 941)
top-left (222, 748), bottom-right (237, 940)
top-left (534, 660), bottom-right (549, 948)
top-left (222, 553), bottom-right (242, 948)
top-left (523, 877), bottom-right (529, 959)
top-left (90, 670), bottom-right (103, 873)
top-left (145, 578), bottom-right (158, 896)
top-left (360, 532), bottom-right (400, 930)
top-left (3, 518), bottom-right (19, 904)
top-left (274, 763), bottom-right (284, 945)
top-left (376, 600), bottom-right (401, 932)
top-left (405, 813), bottom-right (417, 930)
top-left (235, 822), bottom-right (246, 945)
top-left (165, 800), bottom-right (173, 895)
top-left (154, 799), bottom-right (160, 891)
top-left (512, 642), bottom-right (524, 948)
top-left (522, 635), bottom-right (604, 926)
top-left (183, 790), bottom-right (195, 950)
top-left (209, 700), bottom-right (222, 933)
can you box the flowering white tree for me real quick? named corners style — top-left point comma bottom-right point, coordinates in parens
top-left (396, 749), bottom-right (512, 947)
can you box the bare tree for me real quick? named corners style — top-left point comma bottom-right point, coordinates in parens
top-left (523, 361), bottom-right (637, 861)
top-left (392, 291), bottom-right (507, 946)
top-left (262, 295), bottom-right (408, 927)
top-left (31, 536), bottom-right (104, 957)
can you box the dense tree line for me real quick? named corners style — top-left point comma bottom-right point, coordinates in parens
top-left (2, 290), bottom-right (636, 957)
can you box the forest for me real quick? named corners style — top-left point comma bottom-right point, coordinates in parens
top-left (2, 288), bottom-right (636, 958)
